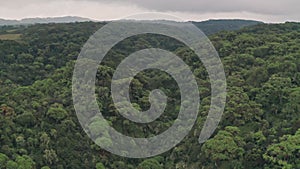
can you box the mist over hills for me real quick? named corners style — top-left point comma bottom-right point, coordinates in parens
top-left (0, 16), bottom-right (263, 36)
top-left (0, 16), bottom-right (92, 26)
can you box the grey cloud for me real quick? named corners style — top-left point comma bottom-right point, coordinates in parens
top-left (0, 0), bottom-right (298, 22)
top-left (83, 0), bottom-right (298, 15)
top-left (1, 0), bottom-right (298, 16)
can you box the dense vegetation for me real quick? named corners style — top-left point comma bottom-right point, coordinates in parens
top-left (1, 21), bottom-right (300, 169)
top-left (0, 16), bottom-right (92, 26)
top-left (192, 19), bottom-right (262, 35)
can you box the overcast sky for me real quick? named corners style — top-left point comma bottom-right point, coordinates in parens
top-left (0, 0), bottom-right (298, 22)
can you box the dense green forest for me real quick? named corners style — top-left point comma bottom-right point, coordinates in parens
top-left (191, 19), bottom-right (262, 35)
top-left (1, 21), bottom-right (300, 169)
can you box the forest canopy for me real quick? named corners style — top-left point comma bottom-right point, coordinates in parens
top-left (0, 21), bottom-right (300, 168)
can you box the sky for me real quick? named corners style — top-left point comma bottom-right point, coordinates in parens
top-left (0, 0), bottom-right (299, 23)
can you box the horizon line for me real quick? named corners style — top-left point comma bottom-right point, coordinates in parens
top-left (1, 15), bottom-right (299, 24)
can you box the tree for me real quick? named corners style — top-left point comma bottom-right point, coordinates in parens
top-left (96, 162), bottom-right (106, 169)
top-left (41, 167), bottom-right (50, 169)
top-left (246, 67), bottom-right (268, 87)
top-left (263, 129), bottom-right (300, 169)
top-left (282, 88), bottom-right (300, 119)
top-left (0, 153), bottom-right (9, 169)
top-left (40, 132), bottom-right (50, 148)
top-left (43, 149), bottom-right (58, 165)
top-left (223, 87), bottom-right (263, 126)
top-left (46, 103), bottom-right (68, 122)
top-left (6, 160), bottom-right (18, 169)
top-left (137, 158), bottom-right (162, 169)
top-left (15, 112), bottom-right (36, 127)
top-left (256, 75), bottom-right (292, 114)
top-left (15, 155), bottom-right (35, 169)
top-left (201, 126), bottom-right (245, 168)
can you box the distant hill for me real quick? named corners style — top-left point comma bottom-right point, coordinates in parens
top-left (192, 19), bottom-right (263, 35)
top-left (0, 17), bottom-right (263, 35)
top-left (0, 16), bottom-right (92, 26)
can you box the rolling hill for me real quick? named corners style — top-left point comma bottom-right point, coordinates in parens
top-left (0, 16), bottom-right (92, 26)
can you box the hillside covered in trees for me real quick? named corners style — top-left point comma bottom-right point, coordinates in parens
top-left (0, 16), bottom-right (92, 26)
top-left (0, 21), bottom-right (300, 169)
top-left (192, 19), bottom-right (262, 35)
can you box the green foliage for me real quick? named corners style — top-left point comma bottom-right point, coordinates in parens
top-left (2, 155), bottom-right (35, 169)
top-left (6, 160), bottom-right (18, 169)
top-left (43, 149), bottom-right (58, 165)
top-left (202, 126), bottom-right (245, 168)
top-left (263, 129), bottom-right (300, 169)
top-left (96, 162), bottom-right (106, 169)
top-left (15, 112), bottom-right (36, 127)
top-left (41, 166), bottom-right (51, 169)
top-left (192, 19), bottom-right (262, 35)
top-left (138, 158), bottom-right (163, 169)
top-left (0, 153), bottom-right (9, 168)
top-left (1, 21), bottom-right (300, 168)
top-left (46, 103), bottom-right (68, 122)
top-left (15, 155), bottom-right (35, 169)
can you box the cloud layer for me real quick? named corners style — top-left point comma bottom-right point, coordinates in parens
top-left (0, 0), bottom-right (299, 22)
top-left (98, 0), bottom-right (297, 15)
